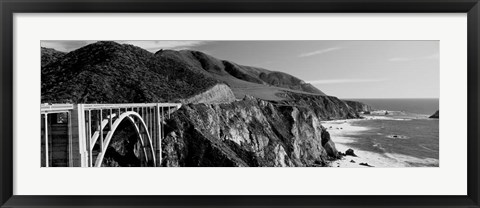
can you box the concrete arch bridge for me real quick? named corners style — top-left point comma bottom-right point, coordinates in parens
top-left (40, 103), bottom-right (181, 167)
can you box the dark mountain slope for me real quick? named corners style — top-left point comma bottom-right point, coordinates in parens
top-left (41, 47), bottom-right (66, 67)
top-left (41, 41), bottom-right (219, 103)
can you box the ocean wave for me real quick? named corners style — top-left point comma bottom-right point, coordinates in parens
top-left (372, 143), bottom-right (386, 152)
top-left (362, 115), bottom-right (412, 121)
top-left (384, 152), bottom-right (439, 167)
top-left (366, 110), bottom-right (430, 119)
top-left (418, 144), bottom-right (437, 152)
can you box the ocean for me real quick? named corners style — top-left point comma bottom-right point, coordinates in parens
top-left (349, 98), bottom-right (439, 116)
top-left (329, 98), bottom-right (439, 167)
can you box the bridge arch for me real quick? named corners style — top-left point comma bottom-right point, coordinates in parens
top-left (94, 111), bottom-right (156, 167)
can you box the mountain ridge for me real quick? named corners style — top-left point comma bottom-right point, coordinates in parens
top-left (41, 41), bottom-right (368, 114)
top-left (155, 49), bottom-right (327, 100)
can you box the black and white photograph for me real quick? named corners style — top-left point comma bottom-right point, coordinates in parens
top-left (40, 40), bottom-right (439, 168)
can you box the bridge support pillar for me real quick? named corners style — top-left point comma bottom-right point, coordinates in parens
top-left (156, 104), bottom-right (162, 167)
top-left (71, 104), bottom-right (88, 167)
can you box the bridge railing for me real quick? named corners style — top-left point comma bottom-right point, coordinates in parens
top-left (82, 103), bottom-right (181, 110)
top-left (41, 103), bottom-right (74, 114)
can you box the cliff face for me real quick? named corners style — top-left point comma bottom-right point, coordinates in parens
top-left (180, 84), bottom-right (236, 104)
top-left (429, 110), bottom-right (439, 118)
top-left (343, 100), bottom-right (373, 113)
top-left (161, 95), bottom-right (340, 167)
top-left (273, 92), bottom-right (360, 120)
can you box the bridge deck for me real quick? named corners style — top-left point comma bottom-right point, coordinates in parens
top-left (41, 103), bottom-right (182, 113)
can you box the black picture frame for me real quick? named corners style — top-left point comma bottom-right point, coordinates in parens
top-left (1, 0), bottom-right (479, 207)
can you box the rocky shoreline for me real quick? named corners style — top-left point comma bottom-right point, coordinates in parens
top-left (323, 115), bottom-right (439, 168)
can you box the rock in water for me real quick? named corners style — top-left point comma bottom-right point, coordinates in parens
top-left (359, 163), bottom-right (374, 167)
top-left (321, 128), bottom-right (339, 158)
top-left (429, 110), bottom-right (439, 119)
top-left (345, 148), bottom-right (357, 157)
top-left (323, 140), bottom-right (339, 159)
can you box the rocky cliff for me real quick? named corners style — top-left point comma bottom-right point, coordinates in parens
top-left (161, 95), bottom-right (341, 167)
top-left (429, 110), bottom-right (439, 118)
top-left (343, 100), bottom-right (373, 113)
top-left (273, 92), bottom-right (359, 120)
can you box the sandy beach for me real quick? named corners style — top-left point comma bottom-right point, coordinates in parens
top-left (323, 115), bottom-right (435, 168)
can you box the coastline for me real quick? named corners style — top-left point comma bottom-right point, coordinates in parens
top-left (324, 114), bottom-right (439, 168)
top-left (323, 118), bottom-right (400, 168)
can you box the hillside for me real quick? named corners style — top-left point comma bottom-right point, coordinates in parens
top-left (155, 49), bottom-right (326, 101)
top-left (41, 41), bottom-right (219, 103)
top-left (41, 47), bottom-right (65, 67)
top-left (42, 42), bottom-right (329, 104)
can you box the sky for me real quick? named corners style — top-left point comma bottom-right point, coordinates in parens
top-left (41, 40), bottom-right (439, 99)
